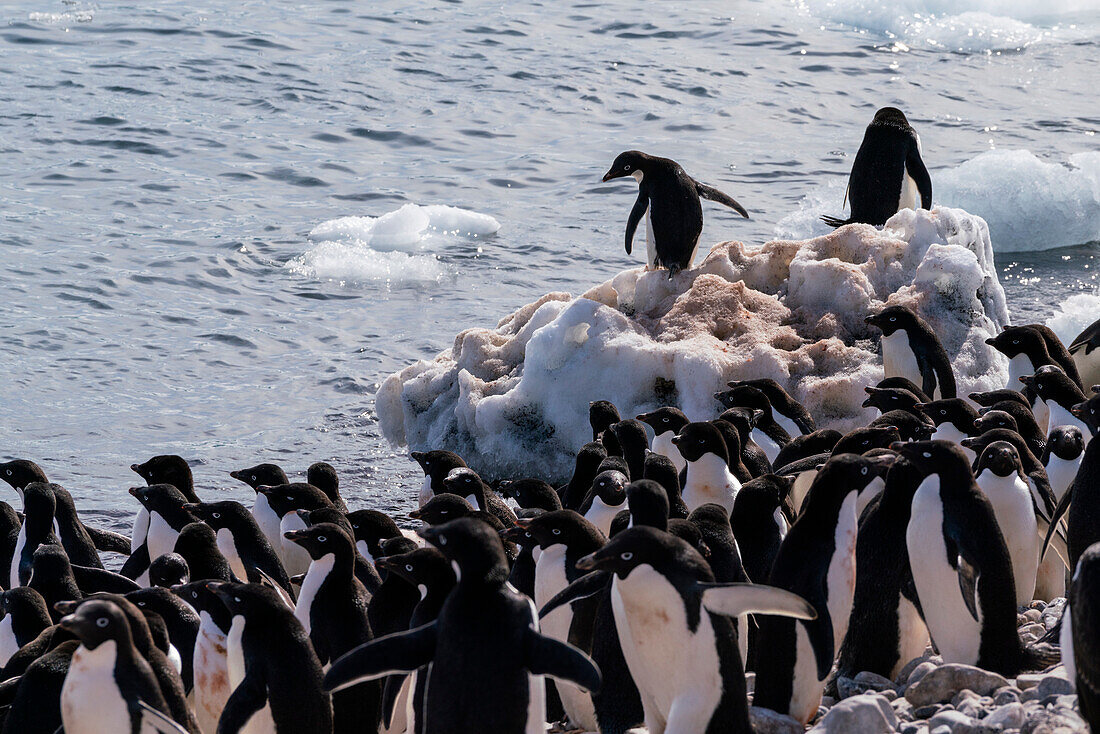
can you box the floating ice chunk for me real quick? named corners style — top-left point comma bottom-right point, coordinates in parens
top-left (1048, 292), bottom-right (1100, 346)
top-left (379, 207), bottom-right (1009, 481)
top-left (285, 241), bottom-right (445, 284)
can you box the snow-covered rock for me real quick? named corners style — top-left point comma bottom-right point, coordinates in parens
top-left (378, 207), bottom-right (1009, 481)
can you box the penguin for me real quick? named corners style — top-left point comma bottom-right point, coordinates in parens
top-left (821, 107), bottom-right (931, 227)
top-left (324, 517), bottom-right (602, 734)
top-left (11, 482), bottom-right (60, 588)
top-left (498, 478), bottom-right (562, 512)
top-left (688, 504), bottom-right (748, 584)
top-left (0, 587), bottom-right (51, 668)
top-left (836, 452), bottom-right (929, 682)
top-left (772, 429), bottom-right (842, 471)
top-left (125, 586), bottom-right (199, 694)
top-left (439, 468), bottom-right (517, 527)
top-left (866, 305), bottom-right (956, 399)
top-left (185, 500), bottom-right (293, 595)
top-left (876, 376), bottom-right (932, 402)
top-left (172, 580), bottom-right (232, 734)
top-left (1070, 316), bottom-right (1100, 392)
top-left (150, 553), bottom-right (190, 588)
top-left (306, 461), bottom-right (349, 513)
top-left (0, 458), bottom-right (48, 506)
top-left (989, 324), bottom-right (1083, 389)
top-left (1022, 365), bottom-right (1090, 445)
top-left (58, 599), bottom-right (187, 734)
top-left (560, 442), bottom-right (608, 512)
top-left (590, 401), bottom-right (623, 456)
top-left (284, 523), bottom-right (380, 734)
top-left (0, 638), bottom-right (78, 734)
top-left (0, 501), bottom-right (22, 582)
top-left (974, 442), bottom-right (1040, 605)
top-left (730, 475), bottom-right (793, 585)
top-left (295, 508), bottom-right (382, 594)
top-left (522, 510), bottom-right (606, 731)
top-left (637, 407), bottom-right (689, 473)
top-left (1044, 425), bottom-right (1085, 502)
top-left (675, 422), bottom-right (742, 514)
top-left (716, 407), bottom-right (773, 477)
top-left (1072, 389), bottom-right (1100, 437)
top-left (410, 494), bottom-right (481, 526)
top-left (973, 408), bottom-right (1020, 435)
top-left (726, 378), bottom-right (817, 436)
top-left (609, 419), bottom-right (650, 480)
top-left (869, 408), bottom-right (936, 441)
top-left (502, 509), bottom-right (544, 600)
top-left (862, 385), bottom-right (924, 416)
top-left (70, 560), bottom-right (142, 596)
top-left (1065, 541), bottom-right (1100, 731)
top-left (256, 483), bottom-right (334, 577)
top-left (367, 537), bottom-right (423, 641)
top-left (579, 470), bottom-right (629, 537)
top-left (28, 544), bottom-right (83, 622)
top-left (130, 456), bottom-right (199, 567)
top-left (980, 400), bottom-right (1047, 458)
top-left (172, 522), bottom-right (235, 584)
top-left (564, 526), bottom-right (815, 734)
top-left (971, 388), bottom-right (1034, 411)
top-left (714, 385), bottom-right (793, 463)
top-left (125, 484), bottom-right (197, 586)
top-left (642, 450), bottom-right (689, 519)
top-left (347, 509), bottom-right (404, 565)
top-left (601, 150), bottom-right (749, 277)
top-left (410, 450), bottom-right (467, 508)
top-left (708, 419), bottom-right (754, 484)
top-left (211, 581), bottom-right (333, 734)
top-left (1049, 434), bottom-right (1100, 572)
top-left (897, 440), bottom-right (1042, 674)
top-left (754, 453), bottom-right (889, 724)
top-left (230, 463), bottom-right (289, 556)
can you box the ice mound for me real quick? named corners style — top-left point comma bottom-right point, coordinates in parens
top-left (287, 203), bottom-right (499, 284)
top-left (797, 0), bottom-right (1095, 51)
top-left (378, 207), bottom-right (1009, 481)
top-left (1048, 292), bottom-right (1100, 345)
top-left (778, 150), bottom-right (1100, 253)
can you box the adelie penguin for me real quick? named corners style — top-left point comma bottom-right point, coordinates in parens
top-left (637, 407), bottom-right (689, 473)
top-left (184, 500), bottom-right (293, 595)
top-left (821, 107), bottom-right (932, 228)
top-left (410, 450), bottom-right (466, 508)
top-left (727, 378), bottom-right (817, 436)
top-left (866, 304), bottom-right (956, 399)
top-left (229, 462), bottom-right (289, 554)
top-left (172, 580), bottom-right (232, 734)
top-left (1069, 316), bottom-right (1100, 393)
top-left (974, 441), bottom-right (1040, 606)
top-left (1064, 541), bottom-right (1100, 731)
top-left (674, 422), bottom-right (742, 514)
top-left (602, 150), bottom-right (749, 278)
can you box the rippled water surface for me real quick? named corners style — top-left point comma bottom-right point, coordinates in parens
top-left (1, 0), bottom-right (1097, 528)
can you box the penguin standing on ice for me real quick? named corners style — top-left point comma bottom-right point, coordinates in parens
top-left (637, 408), bottom-right (689, 473)
top-left (410, 451), bottom-right (467, 509)
top-left (601, 150), bottom-right (749, 277)
top-left (821, 107), bottom-right (932, 227)
top-left (866, 305), bottom-right (956, 399)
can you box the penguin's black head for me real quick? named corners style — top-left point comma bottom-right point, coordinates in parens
top-left (975, 441), bottom-right (1023, 480)
top-left (733, 475), bottom-right (793, 524)
top-left (256, 482), bottom-right (332, 517)
top-left (602, 151), bottom-right (647, 182)
top-left (516, 509), bottom-right (602, 550)
top-left (589, 401), bottom-right (621, 439)
top-left (672, 422), bottom-right (729, 464)
top-left (973, 409), bottom-right (1018, 435)
top-left (284, 522), bottom-right (353, 561)
top-left (500, 478), bottom-right (561, 511)
top-left (636, 407), bottom-right (689, 436)
top-left (890, 439), bottom-right (972, 479)
top-left (575, 442), bottom-right (609, 475)
top-left (130, 455), bottom-right (192, 494)
top-left (865, 305), bottom-right (920, 337)
top-left (306, 462), bottom-right (339, 496)
top-left (410, 450), bottom-right (466, 482)
top-left (714, 385), bottom-right (772, 414)
top-left (297, 508), bottom-right (354, 538)
top-left (869, 410), bottom-right (935, 441)
top-left (0, 586), bottom-right (49, 621)
top-left (22, 482), bottom-right (57, 518)
top-left (805, 453), bottom-right (894, 510)
top-left (718, 407), bottom-right (764, 434)
top-left (610, 419), bottom-right (648, 446)
top-left (1048, 425), bottom-right (1085, 460)
top-left (59, 599), bottom-right (130, 650)
top-left (872, 107), bottom-right (911, 127)
top-left (0, 459), bottom-right (48, 492)
top-left (500, 510), bottom-right (542, 547)
top-left (128, 483), bottom-right (192, 520)
top-left (31, 543), bottom-right (71, 579)
top-left (172, 580), bottom-right (226, 616)
top-left (175, 521), bottom-right (219, 560)
top-left (862, 386), bottom-right (922, 413)
top-left (418, 517), bottom-right (510, 584)
top-left (410, 493), bottom-right (474, 526)
top-left (914, 398), bottom-right (978, 430)
top-left (576, 526), bottom-right (701, 579)
top-left (346, 509), bottom-right (401, 548)
top-left (1023, 364), bottom-right (1080, 403)
top-left (150, 553), bottom-right (190, 589)
top-left (588, 470), bottom-right (629, 505)
top-left (209, 581), bottom-right (284, 618)
top-left (1070, 393), bottom-right (1100, 435)
top-left (380, 535), bottom-right (419, 558)
top-left (626, 479), bottom-right (670, 529)
top-left (686, 503), bottom-right (733, 535)
top-left (375, 546), bottom-right (455, 590)
top-left (832, 426), bottom-right (901, 456)
top-left (728, 377), bottom-right (785, 398)
top-left (229, 463), bottom-right (288, 490)
top-left (986, 326), bottom-right (1046, 360)
top-left (185, 499), bottom-right (247, 531)
top-left (969, 389), bottom-right (1032, 409)
top-left (440, 467), bottom-right (488, 503)
top-left (642, 450), bottom-right (678, 479)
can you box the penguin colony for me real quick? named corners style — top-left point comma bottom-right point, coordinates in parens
top-left (3, 109), bottom-right (1100, 734)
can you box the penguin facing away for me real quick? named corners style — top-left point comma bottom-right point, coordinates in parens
top-left (1070, 316), bottom-right (1100, 392)
top-left (821, 107), bottom-right (932, 228)
top-left (1066, 541), bottom-right (1100, 731)
top-left (602, 150), bottom-right (749, 278)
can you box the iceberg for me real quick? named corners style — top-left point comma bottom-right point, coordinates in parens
top-left (378, 207), bottom-right (1009, 482)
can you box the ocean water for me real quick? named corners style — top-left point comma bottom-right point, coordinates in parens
top-left (1, 0), bottom-right (1097, 530)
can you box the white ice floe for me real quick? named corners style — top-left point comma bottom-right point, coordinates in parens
top-left (778, 150), bottom-right (1100, 253)
top-left (287, 203), bottom-right (500, 284)
top-left (1048, 292), bottom-right (1100, 346)
top-left (378, 207), bottom-right (1009, 481)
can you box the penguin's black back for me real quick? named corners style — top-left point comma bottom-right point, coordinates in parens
top-left (846, 108), bottom-right (928, 226)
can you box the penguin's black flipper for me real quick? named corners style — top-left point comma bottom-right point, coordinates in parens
top-left (380, 673), bottom-right (411, 729)
top-left (216, 673), bottom-right (268, 734)
top-left (133, 699), bottom-right (190, 734)
top-left (906, 142), bottom-right (933, 210)
top-left (84, 525), bottom-right (131, 555)
top-left (523, 627), bottom-right (602, 693)
top-left (1041, 484), bottom-right (1074, 562)
top-left (695, 181), bottom-right (749, 218)
top-left (624, 192), bottom-right (648, 256)
top-left (119, 544), bottom-right (149, 581)
top-left (537, 570), bottom-right (611, 619)
top-left (956, 557), bottom-right (980, 623)
top-left (820, 214), bottom-right (854, 228)
top-left (324, 622), bottom-right (438, 693)
top-left (71, 564), bottom-right (141, 595)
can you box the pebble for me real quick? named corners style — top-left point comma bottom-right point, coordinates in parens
top-left (992, 685), bottom-right (1022, 705)
top-left (904, 664), bottom-right (1010, 707)
top-left (808, 693), bottom-right (897, 734)
top-left (1021, 674), bottom-right (1075, 702)
top-left (928, 710), bottom-right (999, 734)
top-left (984, 701), bottom-right (1025, 729)
top-left (748, 706), bottom-right (803, 734)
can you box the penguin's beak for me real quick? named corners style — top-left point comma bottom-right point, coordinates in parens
top-left (229, 470), bottom-right (242, 479)
top-left (283, 530), bottom-right (307, 543)
top-left (1071, 402), bottom-right (1087, 418)
top-left (1019, 375), bottom-right (1034, 386)
top-left (576, 552), bottom-right (599, 571)
top-left (294, 509), bottom-right (312, 524)
top-left (129, 463), bottom-right (141, 473)
top-left (374, 557), bottom-right (397, 573)
top-left (985, 337), bottom-right (997, 346)
top-left (864, 315), bottom-right (878, 326)
top-left (500, 526), bottom-right (528, 543)
top-left (408, 509), bottom-right (422, 520)
top-left (54, 600), bottom-right (79, 617)
top-left (601, 171), bottom-right (615, 182)
top-left (670, 435), bottom-right (681, 445)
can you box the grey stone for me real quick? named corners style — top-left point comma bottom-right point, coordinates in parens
top-left (892, 697), bottom-right (914, 722)
top-left (905, 664), bottom-right (1010, 707)
top-left (1021, 608), bottom-right (1042, 623)
top-left (1021, 705), bottom-right (1088, 733)
top-left (905, 661), bottom-right (940, 689)
top-left (808, 693), bottom-right (897, 733)
top-left (1021, 673), bottom-right (1075, 702)
top-left (914, 704), bottom-right (947, 719)
top-left (836, 676), bottom-right (861, 700)
top-left (955, 698), bottom-right (985, 719)
top-left (855, 670), bottom-right (899, 693)
top-left (931, 727), bottom-right (951, 734)
top-left (900, 724), bottom-right (929, 734)
top-left (928, 709), bottom-right (999, 734)
top-left (984, 702), bottom-right (1025, 730)
top-left (897, 654), bottom-right (941, 687)
top-left (992, 685), bottom-right (1022, 705)
top-left (748, 706), bottom-right (803, 734)
top-left (881, 689), bottom-right (899, 702)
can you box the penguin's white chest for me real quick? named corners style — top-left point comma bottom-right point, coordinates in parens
top-left (774, 412), bottom-right (803, 439)
top-left (652, 431), bottom-right (686, 473)
top-left (682, 453), bottom-right (740, 514)
top-left (826, 493), bottom-right (860, 648)
top-left (355, 539), bottom-right (375, 566)
top-left (146, 512), bottom-right (179, 563)
top-left (931, 423), bottom-right (969, 451)
top-left (61, 641), bottom-right (131, 734)
top-left (418, 475), bottom-right (434, 508)
top-left (898, 169), bottom-right (919, 212)
top-left (193, 613), bottom-right (231, 734)
top-left (279, 513), bottom-right (312, 577)
top-left (295, 553), bottom-right (335, 636)
top-left (977, 473), bottom-right (1038, 605)
top-left (645, 207), bottom-right (657, 269)
top-left (584, 496), bottom-right (622, 537)
top-left (1046, 454), bottom-right (1082, 502)
top-left (131, 507), bottom-right (150, 552)
top-left (1006, 354), bottom-right (1034, 393)
top-left (906, 476), bottom-right (981, 664)
top-left (612, 567), bottom-right (723, 720)
top-left (216, 527), bottom-right (249, 583)
top-left (856, 476), bottom-right (885, 518)
top-left (227, 615), bottom-right (276, 734)
top-left (752, 428), bottom-right (782, 464)
top-left (0, 615), bottom-right (19, 667)
top-left (10, 524), bottom-right (26, 588)
top-left (251, 495), bottom-right (282, 558)
top-left (881, 331), bottom-right (924, 394)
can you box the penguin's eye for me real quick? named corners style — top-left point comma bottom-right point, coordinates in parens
top-left (96, 617), bottom-right (108, 628)
top-left (464, 477), bottom-right (472, 483)
top-left (234, 596), bottom-right (241, 603)
top-left (405, 564), bottom-right (414, 572)
top-left (889, 316), bottom-right (896, 322)
top-left (212, 512), bottom-right (220, 519)
top-left (698, 439), bottom-right (705, 444)
top-left (137, 602), bottom-right (146, 607)
top-left (940, 410), bottom-right (946, 415)
top-left (191, 592), bottom-right (198, 599)
top-left (862, 440), bottom-right (869, 446)
top-left (1012, 340), bottom-right (1018, 345)
top-left (352, 524), bottom-right (359, 529)
top-left (861, 467), bottom-right (868, 475)
top-left (287, 496), bottom-right (294, 501)
top-left (4, 470), bottom-right (9, 476)
top-left (662, 417), bottom-right (669, 423)
top-left (922, 451), bottom-right (931, 458)
top-left (318, 536), bottom-right (327, 542)
top-left (441, 510), bottom-right (448, 515)
top-left (438, 535), bottom-right (447, 545)
top-left (620, 552), bottom-right (633, 561)
top-left (624, 164), bottom-right (631, 171)
top-left (250, 476), bottom-right (256, 481)
top-left (552, 528), bottom-right (561, 535)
